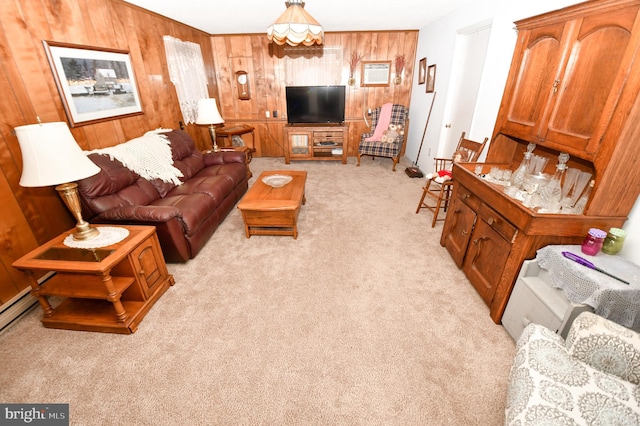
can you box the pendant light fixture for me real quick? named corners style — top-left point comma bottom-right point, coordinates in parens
top-left (267, 1), bottom-right (323, 47)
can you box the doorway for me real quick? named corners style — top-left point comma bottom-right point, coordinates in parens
top-left (440, 21), bottom-right (492, 156)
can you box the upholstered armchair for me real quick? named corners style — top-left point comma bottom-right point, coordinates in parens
top-left (505, 311), bottom-right (640, 425)
top-left (357, 104), bottom-right (409, 171)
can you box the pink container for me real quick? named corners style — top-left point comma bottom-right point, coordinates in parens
top-left (581, 228), bottom-right (606, 256)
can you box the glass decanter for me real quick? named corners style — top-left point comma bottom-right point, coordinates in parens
top-left (510, 143), bottom-right (536, 189)
top-left (539, 153), bottom-right (569, 211)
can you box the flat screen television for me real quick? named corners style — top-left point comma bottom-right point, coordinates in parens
top-left (285, 85), bottom-right (346, 124)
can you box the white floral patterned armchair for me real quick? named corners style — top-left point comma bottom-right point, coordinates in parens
top-left (505, 311), bottom-right (640, 425)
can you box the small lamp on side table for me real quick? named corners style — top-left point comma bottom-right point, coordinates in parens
top-left (14, 121), bottom-right (101, 241)
top-left (196, 98), bottom-right (225, 152)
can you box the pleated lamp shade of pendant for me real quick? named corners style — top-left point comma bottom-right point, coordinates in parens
top-left (267, 0), bottom-right (323, 47)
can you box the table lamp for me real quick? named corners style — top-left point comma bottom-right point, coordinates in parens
top-left (196, 98), bottom-right (225, 152)
top-left (14, 121), bottom-right (101, 241)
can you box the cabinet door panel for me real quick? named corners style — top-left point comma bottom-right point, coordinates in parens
top-left (289, 132), bottom-right (311, 157)
top-left (545, 7), bottom-right (639, 152)
top-left (500, 23), bottom-right (567, 140)
top-left (130, 237), bottom-right (164, 298)
top-left (441, 195), bottom-right (475, 267)
top-left (462, 219), bottom-right (511, 306)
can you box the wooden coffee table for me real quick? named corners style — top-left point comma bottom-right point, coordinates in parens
top-left (237, 170), bottom-right (307, 239)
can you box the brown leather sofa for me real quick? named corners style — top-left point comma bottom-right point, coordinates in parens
top-left (77, 130), bottom-right (248, 262)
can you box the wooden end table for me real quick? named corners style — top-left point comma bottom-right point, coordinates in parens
top-left (216, 124), bottom-right (255, 149)
top-left (237, 170), bottom-right (307, 239)
top-left (12, 225), bottom-right (175, 334)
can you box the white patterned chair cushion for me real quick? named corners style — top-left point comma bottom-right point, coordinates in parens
top-left (505, 313), bottom-right (640, 425)
top-left (566, 311), bottom-right (640, 384)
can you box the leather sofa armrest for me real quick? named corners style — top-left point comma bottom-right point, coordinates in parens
top-left (203, 150), bottom-right (246, 166)
top-left (97, 205), bottom-right (182, 222)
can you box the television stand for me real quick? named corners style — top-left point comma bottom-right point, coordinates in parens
top-left (284, 124), bottom-right (348, 164)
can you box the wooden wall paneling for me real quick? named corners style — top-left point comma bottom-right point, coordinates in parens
top-left (7, 4), bottom-right (60, 124)
top-left (1, 1), bottom-right (75, 245)
top-left (252, 35), bottom-right (274, 123)
top-left (354, 33), bottom-right (371, 113)
top-left (212, 37), bottom-right (235, 118)
top-left (0, 264), bottom-right (24, 305)
top-left (0, 0), bottom-right (219, 305)
top-left (0, 171), bottom-right (40, 303)
top-left (207, 31), bottom-right (417, 157)
top-left (80, 0), bottom-right (118, 47)
top-left (266, 122), bottom-right (286, 157)
top-left (250, 36), bottom-right (266, 127)
top-left (40, 0), bottom-right (86, 43)
top-left (270, 43), bottom-right (287, 123)
top-left (131, 8), bottom-right (167, 130)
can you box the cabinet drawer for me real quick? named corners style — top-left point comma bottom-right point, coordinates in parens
top-left (502, 273), bottom-right (564, 341)
top-left (477, 203), bottom-right (517, 242)
top-left (313, 131), bottom-right (343, 142)
top-left (502, 259), bottom-right (592, 341)
top-left (456, 184), bottom-right (481, 211)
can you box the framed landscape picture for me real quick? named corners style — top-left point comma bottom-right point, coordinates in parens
top-left (43, 41), bottom-right (143, 127)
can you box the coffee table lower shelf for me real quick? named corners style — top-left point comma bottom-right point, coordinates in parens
top-left (241, 210), bottom-right (300, 238)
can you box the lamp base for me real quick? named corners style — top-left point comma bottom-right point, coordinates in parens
top-left (208, 125), bottom-right (221, 152)
top-left (72, 222), bottom-right (100, 241)
top-left (55, 182), bottom-right (100, 241)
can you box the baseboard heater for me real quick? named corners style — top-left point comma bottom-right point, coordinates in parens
top-left (0, 272), bottom-right (54, 333)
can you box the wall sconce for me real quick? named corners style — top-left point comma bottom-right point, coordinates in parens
top-left (395, 55), bottom-right (406, 84)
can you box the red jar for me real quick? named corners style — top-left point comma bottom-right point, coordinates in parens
top-left (581, 228), bottom-right (606, 256)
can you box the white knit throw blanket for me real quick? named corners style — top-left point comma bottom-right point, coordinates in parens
top-left (86, 129), bottom-right (183, 185)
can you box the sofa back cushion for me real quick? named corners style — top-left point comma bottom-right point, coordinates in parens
top-left (78, 153), bottom-right (162, 220)
top-left (566, 312), bottom-right (640, 384)
top-left (166, 130), bottom-right (205, 180)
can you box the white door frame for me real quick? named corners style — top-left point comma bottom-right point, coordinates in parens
top-left (438, 19), bottom-right (493, 158)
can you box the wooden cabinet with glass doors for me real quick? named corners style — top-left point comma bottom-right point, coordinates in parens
top-left (441, 0), bottom-right (640, 324)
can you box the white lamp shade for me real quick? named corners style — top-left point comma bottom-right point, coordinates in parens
top-left (267, 1), bottom-right (323, 47)
top-left (15, 122), bottom-right (100, 187)
top-left (196, 98), bottom-right (224, 125)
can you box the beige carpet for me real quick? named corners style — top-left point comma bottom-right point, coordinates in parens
top-left (0, 156), bottom-right (516, 425)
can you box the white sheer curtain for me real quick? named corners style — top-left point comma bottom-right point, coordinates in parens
top-left (163, 36), bottom-right (209, 124)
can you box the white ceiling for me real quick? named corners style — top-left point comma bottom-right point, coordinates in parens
top-left (122, 0), bottom-right (476, 35)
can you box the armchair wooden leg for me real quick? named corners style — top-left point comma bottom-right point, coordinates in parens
top-left (392, 157), bottom-right (398, 172)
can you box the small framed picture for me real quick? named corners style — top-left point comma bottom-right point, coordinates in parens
top-left (361, 61), bottom-right (391, 87)
top-left (418, 58), bottom-right (426, 85)
top-left (426, 64), bottom-right (436, 93)
top-left (43, 41), bottom-right (144, 127)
